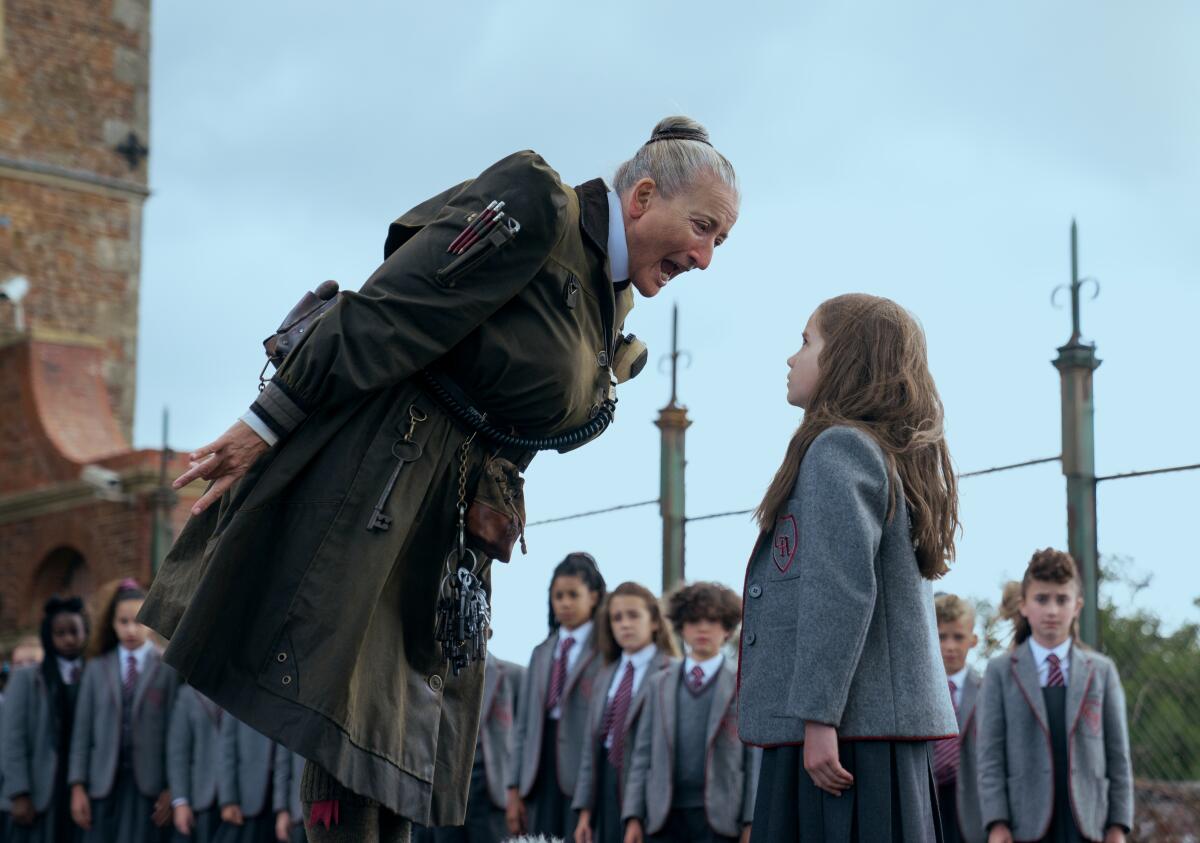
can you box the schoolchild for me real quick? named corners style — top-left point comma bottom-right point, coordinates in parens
top-left (269, 745), bottom-right (305, 843)
top-left (738, 294), bottom-right (961, 842)
top-left (69, 579), bottom-right (178, 843)
top-left (933, 593), bottom-right (984, 843)
top-left (623, 581), bottom-right (759, 843)
top-left (166, 685), bottom-right (225, 843)
top-left (217, 716), bottom-right (278, 843)
top-left (2, 596), bottom-right (89, 843)
top-left (977, 549), bottom-right (1134, 843)
top-left (572, 582), bottom-right (678, 843)
top-left (508, 554), bottom-right (607, 841)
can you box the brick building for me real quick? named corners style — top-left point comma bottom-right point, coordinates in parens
top-left (0, 0), bottom-right (194, 635)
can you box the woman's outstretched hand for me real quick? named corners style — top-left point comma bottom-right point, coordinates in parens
top-left (174, 420), bottom-right (270, 515)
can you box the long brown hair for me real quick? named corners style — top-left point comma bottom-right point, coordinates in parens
top-left (754, 294), bottom-right (959, 579)
top-left (595, 582), bottom-right (680, 664)
top-left (87, 578), bottom-right (146, 658)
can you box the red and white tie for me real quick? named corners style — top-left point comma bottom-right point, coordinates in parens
top-left (545, 635), bottom-right (575, 711)
top-left (603, 662), bottom-right (636, 769)
top-left (123, 654), bottom-right (138, 696)
top-left (932, 679), bottom-right (960, 786)
top-left (688, 665), bottom-right (705, 692)
top-left (1046, 653), bottom-right (1065, 688)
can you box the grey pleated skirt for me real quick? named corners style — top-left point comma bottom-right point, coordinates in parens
top-left (750, 741), bottom-right (943, 843)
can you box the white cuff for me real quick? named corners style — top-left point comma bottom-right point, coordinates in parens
top-left (239, 411), bottom-right (279, 447)
top-left (171, 797), bottom-right (190, 808)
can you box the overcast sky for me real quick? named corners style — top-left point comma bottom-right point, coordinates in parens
top-left (136, 1), bottom-right (1199, 664)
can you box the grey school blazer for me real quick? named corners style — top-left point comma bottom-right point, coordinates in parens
top-left (272, 744), bottom-right (305, 820)
top-left (572, 650), bottom-right (676, 813)
top-left (509, 632), bottom-right (602, 799)
top-left (479, 655), bottom-right (524, 810)
top-left (218, 716), bottom-right (275, 818)
top-left (955, 668), bottom-right (985, 843)
top-left (166, 685), bottom-right (223, 812)
top-left (622, 658), bottom-right (760, 838)
top-left (976, 642), bottom-right (1134, 842)
top-left (1, 666), bottom-right (59, 811)
top-left (68, 649), bottom-right (179, 798)
top-left (738, 426), bottom-right (957, 744)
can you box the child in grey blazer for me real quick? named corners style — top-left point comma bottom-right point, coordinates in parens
top-left (269, 745), bottom-right (305, 843)
top-left (572, 582), bottom-right (679, 843)
top-left (622, 582), bottom-right (759, 843)
top-left (69, 579), bottom-right (179, 843)
top-left (2, 596), bottom-right (89, 843)
top-left (976, 549), bottom-right (1133, 843)
top-left (738, 295), bottom-right (960, 843)
top-left (217, 716), bottom-right (279, 843)
top-left (166, 686), bottom-right (225, 843)
top-left (508, 554), bottom-right (607, 842)
top-left (933, 593), bottom-right (985, 843)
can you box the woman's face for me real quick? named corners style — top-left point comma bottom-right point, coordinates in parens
top-left (786, 312), bottom-right (825, 408)
top-left (113, 598), bottom-right (148, 651)
top-left (551, 574), bottom-right (599, 631)
top-left (608, 594), bottom-right (658, 654)
top-left (621, 175), bottom-right (737, 298)
top-left (51, 613), bottom-right (88, 660)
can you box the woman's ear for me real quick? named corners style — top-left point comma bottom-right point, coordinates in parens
top-left (626, 178), bottom-right (656, 220)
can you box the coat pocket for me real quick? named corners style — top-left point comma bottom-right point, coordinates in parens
top-left (435, 217), bottom-right (520, 288)
top-left (466, 455), bottom-right (526, 562)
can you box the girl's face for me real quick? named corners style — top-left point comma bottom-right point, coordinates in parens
top-left (609, 595), bottom-right (658, 654)
top-left (113, 598), bottom-right (148, 651)
top-left (1020, 579), bottom-right (1082, 649)
top-left (551, 575), bottom-right (599, 631)
top-left (51, 613), bottom-right (88, 660)
top-left (786, 312), bottom-right (825, 408)
top-left (681, 618), bottom-right (729, 662)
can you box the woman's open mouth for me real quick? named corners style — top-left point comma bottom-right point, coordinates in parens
top-left (658, 259), bottom-right (683, 286)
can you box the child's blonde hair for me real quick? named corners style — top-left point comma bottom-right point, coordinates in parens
top-left (755, 294), bottom-right (959, 579)
top-left (935, 593), bottom-right (976, 627)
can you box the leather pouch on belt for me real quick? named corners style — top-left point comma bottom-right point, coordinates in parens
top-left (466, 455), bottom-right (526, 563)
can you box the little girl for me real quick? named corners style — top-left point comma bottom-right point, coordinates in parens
top-left (508, 553), bottom-right (607, 841)
top-left (739, 294), bottom-right (960, 842)
top-left (977, 549), bottom-right (1133, 843)
top-left (2, 595), bottom-right (89, 843)
top-left (69, 579), bottom-right (178, 843)
top-left (166, 685), bottom-right (225, 843)
top-left (573, 582), bottom-right (678, 843)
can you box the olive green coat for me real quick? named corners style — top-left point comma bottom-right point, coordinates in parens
top-left (139, 151), bottom-right (635, 826)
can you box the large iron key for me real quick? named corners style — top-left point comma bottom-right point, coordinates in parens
top-left (366, 439), bottom-right (423, 532)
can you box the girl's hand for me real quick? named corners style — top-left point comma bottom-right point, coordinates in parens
top-left (10, 794), bottom-right (35, 827)
top-left (803, 721), bottom-right (854, 796)
top-left (505, 788), bottom-right (527, 836)
top-left (276, 810), bottom-right (293, 841)
top-left (153, 790), bottom-right (173, 827)
top-left (623, 817), bottom-right (644, 843)
top-left (575, 809), bottom-right (593, 843)
top-left (1104, 828), bottom-right (1127, 843)
top-left (739, 825), bottom-right (752, 843)
top-left (988, 824), bottom-right (1014, 843)
top-left (174, 421), bottom-right (270, 515)
top-left (173, 804), bottom-right (195, 835)
top-left (71, 784), bottom-right (92, 830)
top-left (221, 804), bottom-right (246, 826)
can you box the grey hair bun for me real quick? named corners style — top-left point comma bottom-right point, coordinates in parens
top-left (648, 115), bottom-right (712, 146)
top-left (614, 115), bottom-right (737, 201)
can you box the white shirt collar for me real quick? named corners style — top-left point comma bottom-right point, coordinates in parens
top-left (558, 619), bottom-right (593, 649)
top-left (947, 666), bottom-right (969, 690)
top-left (1028, 637), bottom-right (1071, 666)
top-left (119, 640), bottom-right (154, 675)
top-left (619, 641), bottom-right (657, 672)
top-left (606, 190), bottom-right (630, 284)
top-left (684, 652), bottom-right (724, 686)
top-left (57, 656), bottom-right (82, 684)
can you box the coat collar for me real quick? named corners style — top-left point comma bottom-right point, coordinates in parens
top-left (705, 659), bottom-right (738, 746)
top-left (574, 178), bottom-right (610, 263)
top-left (1011, 641), bottom-right (1049, 732)
top-left (959, 667), bottom-right (983, 730)
top-left (1066, 646), bottom-right (1094, 730)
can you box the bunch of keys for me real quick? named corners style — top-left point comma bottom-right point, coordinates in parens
top-left (434, 506), bottom-right (490, 675)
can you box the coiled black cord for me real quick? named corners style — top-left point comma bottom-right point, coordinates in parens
top-left (417, 370), bottom-right (616, 452)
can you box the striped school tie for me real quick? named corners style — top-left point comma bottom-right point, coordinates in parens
top-left (545, 635), bottom-right (575, 711)
top-left (603, 662), bottom-right (636, 769)
top-left (932, 679), bottom-right (960, 786)
top-left (688, 665), bottom-right (705, 692)
top-left (123, 654), bottom-right (138, 697)
top-left (1046, 653), bottom-right (1066, 688)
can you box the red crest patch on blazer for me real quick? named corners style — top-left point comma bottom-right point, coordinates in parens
top-left (1081, 698), bottom-right (1102, 736)
top-left (144, 687), bottom-right (164, 708)
top-left (772, 514), bottom-right (798, 574)
top-left (491, 701), bottom-right (513, 726)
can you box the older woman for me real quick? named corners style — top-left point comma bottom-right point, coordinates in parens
top-left (140, 116), bottom-right (738, 843)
